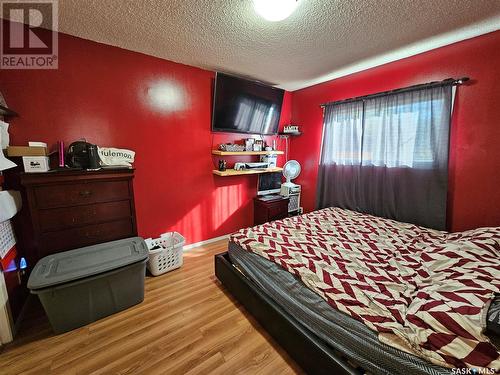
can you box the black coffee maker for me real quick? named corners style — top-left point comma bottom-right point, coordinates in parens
top-left (66, 141), bottom-right (101, 170)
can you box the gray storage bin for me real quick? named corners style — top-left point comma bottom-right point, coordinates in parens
top-left (28, 237), bottom-right (148, 334)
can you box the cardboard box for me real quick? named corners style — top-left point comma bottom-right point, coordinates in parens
top-left (7, 146), bottom-right (48, 157)
top-left (22, 156), bottom-right (50, 173)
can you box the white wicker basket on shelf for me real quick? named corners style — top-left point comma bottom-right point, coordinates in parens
top-left (145, 232), bottom-right (185, 276)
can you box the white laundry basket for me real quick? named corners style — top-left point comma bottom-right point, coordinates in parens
top-left (145, 232), bottom-right (185, 276)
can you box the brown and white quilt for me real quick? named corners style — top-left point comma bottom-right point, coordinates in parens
top-left (230, 207), bottom-right (500, 371)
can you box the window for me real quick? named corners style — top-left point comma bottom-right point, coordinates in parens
top-left (322, 96), bottom-right (448, 169)
top-left (317, 84), bottom-right (453, 230)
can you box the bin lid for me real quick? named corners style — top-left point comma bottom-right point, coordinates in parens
top-left (28, 237), bottom-right (148, 290)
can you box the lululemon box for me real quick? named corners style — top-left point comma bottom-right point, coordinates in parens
top-left (28, 237), bottom-right (148, 334)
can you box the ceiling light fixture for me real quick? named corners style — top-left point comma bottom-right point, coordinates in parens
top-left (253, 0), bottom-right (299, 22)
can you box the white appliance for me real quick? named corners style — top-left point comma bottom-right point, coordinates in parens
top-left (280, 160), bottom-right (301, 213)
top-left (259, 154), bottom-right (277, 168)
top-left (245, 162), bottom-right (268, 169)
top-left (234, 162), bottom-right (246, 171)
top-left (234, 162), bottom-right (269, 170)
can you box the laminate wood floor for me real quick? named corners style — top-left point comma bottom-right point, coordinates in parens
top-left (0, 240), bottom-right (303, 375)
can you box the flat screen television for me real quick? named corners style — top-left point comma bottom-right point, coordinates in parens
top-left (212, 72), bottom-right (284, 135)
top-left (257, 172), bottom-right (282, 196)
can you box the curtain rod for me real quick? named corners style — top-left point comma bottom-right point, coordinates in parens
top-left (319, 77), bottom-right (470, 108)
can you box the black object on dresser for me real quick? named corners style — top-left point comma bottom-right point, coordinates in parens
top-left (253, 195), bottom-right (289, 225)
top-left (10, 169), bottom-right (138, 271)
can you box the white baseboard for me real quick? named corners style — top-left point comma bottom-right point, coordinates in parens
top-left (183, 234), bottom-right (230, 251)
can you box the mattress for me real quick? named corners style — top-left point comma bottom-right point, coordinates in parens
top-left (228, 241), bottom-right (452, 375)
top-left (231, 207), bottom-right (500, 370)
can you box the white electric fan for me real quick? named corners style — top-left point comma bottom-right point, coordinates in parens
top-left (280, 160), bottom-right (301, 195)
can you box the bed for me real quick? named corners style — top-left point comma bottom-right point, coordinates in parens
top-left (215, 207), bottom-right (500, 375)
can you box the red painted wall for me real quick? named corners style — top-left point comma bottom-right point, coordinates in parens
top-left (290, 30), bottom-right (500, 232)
top-left (0, 31), bottom-right (292, 244)
top-left (2, 28), bottom-right (498, 239)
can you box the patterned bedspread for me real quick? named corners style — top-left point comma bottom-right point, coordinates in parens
top-left (230, 207), bottom-right (500, 371)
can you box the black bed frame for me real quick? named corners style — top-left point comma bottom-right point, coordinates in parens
top-left (215, 252), bottom-right (361, 375)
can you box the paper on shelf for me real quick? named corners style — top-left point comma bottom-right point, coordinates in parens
top-left (0, 191), bottom-right (22, 223)
top-left (0, 121), bottom-right (9, 149)
top-left (0, 133), bottom-right (16, 172)
top-left (28, 141), bottom-right (48, 148)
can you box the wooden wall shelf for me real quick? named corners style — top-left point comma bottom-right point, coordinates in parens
top-left (278, 132), bottom-right (301, 138)
top-left (212, 150), bottom-right (284, 156)
top-left (212, 167), bottom-right (283, 177)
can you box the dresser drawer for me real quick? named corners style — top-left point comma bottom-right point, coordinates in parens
top-left (38, 200), bottom-right (133, 232)
top-left (269, 211), bottom-right (289, 222)
top-left (33, 180), bottom-right (131, 209)
top-left (254, 197), bottom-right (289, 225)
top-left (38, 219), bottom-right (135, 256)
top-left (268, 202), bottom-right (288, 218)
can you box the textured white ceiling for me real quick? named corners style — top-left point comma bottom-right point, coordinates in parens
top-left (57, 0), bottom-right (500, 91)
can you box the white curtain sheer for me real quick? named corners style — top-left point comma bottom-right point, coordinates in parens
top-left (317, 85), bottom-right (452, 230)
top-left (320, 101), bottom-right (363, 165)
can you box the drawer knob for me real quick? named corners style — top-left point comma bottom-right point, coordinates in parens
top-left (79, 190), bottom-right (92, 197)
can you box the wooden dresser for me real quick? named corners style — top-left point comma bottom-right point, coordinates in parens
top-left (253, 195), bottom-right (289, 225)
top-left (12, 169), bottom-right (137, 268)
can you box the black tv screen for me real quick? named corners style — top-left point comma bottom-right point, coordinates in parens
top-left (212, 73), bottom-right (284, 135)
top-left (258, 172), bottom-right (282, 196)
